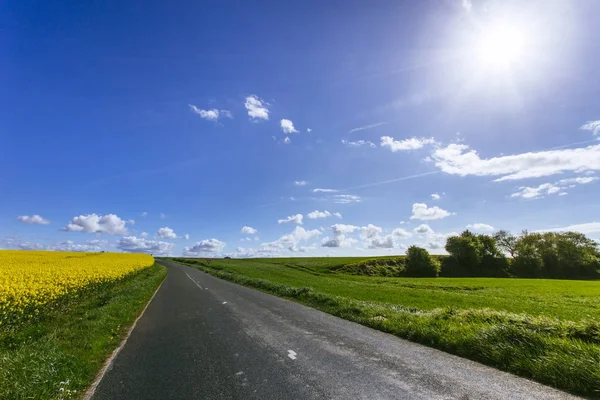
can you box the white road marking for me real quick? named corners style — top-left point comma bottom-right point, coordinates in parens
top-left (185, 273), bottom-right (203, 290)
top-left (287, 350), bottom-right (297, 360)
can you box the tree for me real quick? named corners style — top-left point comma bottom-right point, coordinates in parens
top-left (493, 230), bottom-right (517, 258)
top-left (405, 245), bottom-right (440, 277)
top-left (444, 230), bottom-right (508, 277)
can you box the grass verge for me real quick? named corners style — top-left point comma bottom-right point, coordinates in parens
top-left (0, 263), bottom-right (167, 400)
top-left (178, 259), bottom-right (599, 398)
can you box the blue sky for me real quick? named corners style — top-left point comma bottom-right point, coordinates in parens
top-left (2, 0), bottom-right (599, 257)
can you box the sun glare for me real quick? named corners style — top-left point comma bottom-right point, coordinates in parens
top-left (474, 22), bottom-right (528, 71)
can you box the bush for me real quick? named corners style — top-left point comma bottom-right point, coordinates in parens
top-left (405, 246), bottom-right (440, 277)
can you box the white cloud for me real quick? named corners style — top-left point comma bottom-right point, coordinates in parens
top-left (558, 192), bottom-right (568, 196)
top-left (282, 136), bottom-right (291, 144)
top-left (262, 226), bottom-right (321, 252)
top-left (535, 222), bottom-right (600, 235)
top-left (307, 128), bottom-right (312, 133)
top-left (466, 223), bottom-right (495, 232)
top-left (511, 183), bottom-right (562, 199)
top-left (412, 224), bottom-right (456, 251)
top-left (140, 232), bottom-right (148, 238)
top-left (241, 226), bottom-right (258, 235)
top-left (321, 235), bottom-right (357, 248)
top-left (52, 240), bottom-right (106, 252)
top-left (348, 122), bottom-right (386, 133)
top-left (431, 193), bottom-right (441, 200)
top-left (392, 228), bottom-right (411, 238)
top-left (278, 214), bottom-right (303, 225)
top-left (160, 213), bottom-right (166, 219)
top-left (333, 212), bottom-right (343, 218)
top-left (189, 105), bottom-right (224, 121)
top-left (313, 188), bottom-right (338, 193)
top-left (62, 214), bottom-right (129, 235)
top-left (380, 136), bottom-right (436, 151)
top-left (366, 235), bottom-right (395, 249)
top-left (580, 120), bottom-right (600, 135)
top-left (462, 0), bottom-right (472, 12)
top-left (184, 238), bottom-right (226, 255)
top-left (341, 140), bottom-right (376, 148)
top-left (17, 215), bottom-right (50, 225)
top-left (557, 176), bottom-right (598, 185)
top-left (410, 203), bottom-right (455, 220)
top-left (331, 224), bottom-right (359, 236)
top-left (245, 95), bottom-right (269, 120)
top-left (117, 236), bottom-right (175, 256)
top-left (140, 212), bottom-right (148, 218)
top-left (413, 224), bottom-right (435, 235)
top-left (294, 180), bottom-right (308, 186)
top-left (333, 194), bottom-right (361, 204)
top-left (430, 143), bottom-right (600, 181)
top-left (360, 224), bottom-right (383, 239)
top-left (220, 110), bottom-right (233, 119)
top-left (156, 227), bottom-right (178, 239)
top-left (184, 234), bottom-right (190, 240)
top-left (307, 210), bottom-right (336, 219)
top-left (281, 119), bottom-right (299, 134)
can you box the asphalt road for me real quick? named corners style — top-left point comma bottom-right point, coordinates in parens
top-left (91, 260), bottom-right (579, 400)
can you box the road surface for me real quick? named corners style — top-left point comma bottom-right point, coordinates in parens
top-left (91, 260), bottom-right (578, 400)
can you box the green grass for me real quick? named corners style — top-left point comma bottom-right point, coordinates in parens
top-left (172, 257), bottom-right (600, 397)
top-left (0, 263), bottom-right (167, 400)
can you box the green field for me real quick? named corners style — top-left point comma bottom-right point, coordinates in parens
top-left (172, 256), bottom-right (600, 397)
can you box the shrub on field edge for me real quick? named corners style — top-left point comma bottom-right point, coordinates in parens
top-left (405, 246), bottom-right (440, 277)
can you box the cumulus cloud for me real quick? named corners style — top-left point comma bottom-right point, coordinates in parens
top-left (17, 215), bottom-right (50, 225)
top-left (184, 239), bottom-right (226, 255)
top-left (140, 232), bottom-right (148, 238)
top-left (580, 120), bottom-right (600, 135)
top-left (313, 188), bottom-right (338, 193)
top-left (333, 194), bottom-right (361, 204)
top-left (189, 105), bottom-right (230, 121)
top-left (333, 212), bottom-right (343, 218)
top-left (282, 136), bottom-right (291, 144)
top-left (380, 136), bottom-right (436, 151)
top-left (52, 240), bottom-right (106, 252)
top-left (62, 214), bottom-right (129, 235)
top-left (278, 214), bottom-right (303, 225)
top-left (412, 224), bottom-right (456, 251)
top-left (281, 119), bottom-right (299, 134)
top-left (245, 95), bottom-right (269, 120)
top-left (294, 180), bottom-right (308, 186)
top-left (307, 128), bottom-right (312, 133)
top-left (392, 228), bottom-right (411, 238)
top-left (117, 236), bottom-right (175, 256)
top-left (262, 226), bottom-right (321, 252)
top-left (241, 226), bottom-right (258, 235)
top-left (431, 193), bottom-right (441, 200)
top-left (410, 203), bottom-right (455, 220)
top-left (466, 223), bottom-right (495, 232)
top-left (321, 235), bottom-right (357, 248)
top-left (360, 224), bottom-right (383, 239)
top-left (366, 235), bottom-right (395, 249)
top-left (156, 227), bottom-right (178, 239)
top-left (331, 224), bottom-right (359, 236)
top-left (341, 139), bottom-right (376, 148)
top-left (430, 142), bottom-right (600, 181)
top-left (413, 224), bottom-right (435, 235)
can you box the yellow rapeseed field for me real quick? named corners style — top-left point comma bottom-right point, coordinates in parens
top-left (0, 250), bottom-right (154, 328)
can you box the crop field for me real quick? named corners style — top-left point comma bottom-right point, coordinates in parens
top-left (0, 250), bottom-right (165, 399)
top-left (173, 256), bottom-right (600, 397)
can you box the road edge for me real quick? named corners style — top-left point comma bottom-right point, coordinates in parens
top-left (82, 265), bottom-right (167, 400)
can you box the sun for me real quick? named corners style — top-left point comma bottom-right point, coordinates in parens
top-left (474, 22), bottom-right (528, 71)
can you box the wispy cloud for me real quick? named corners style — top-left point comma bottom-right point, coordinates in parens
top-left (341, 139), bottom-right (376, 148)
top-left (245, 95), bottom-right (269, 120)
top-left (462, 0), bottom-right (472, 12)
top-left (294, 180), bottom-right (308, 186)
top-left (348, 122), bottom-right (386, 134)
top-left (313, 188), bottom-right (338, 193)
top-left (580, 120), bottom-right (600, 136)
top-left (189, 105), bottom-right (231, 121)
top-left (17, 215), bottom-right (50, 225)
top-left (410, 203), bottom-right (455, 220)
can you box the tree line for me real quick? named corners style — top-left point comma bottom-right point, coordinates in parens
top-left (404, 230), bottom-right (600, 279)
